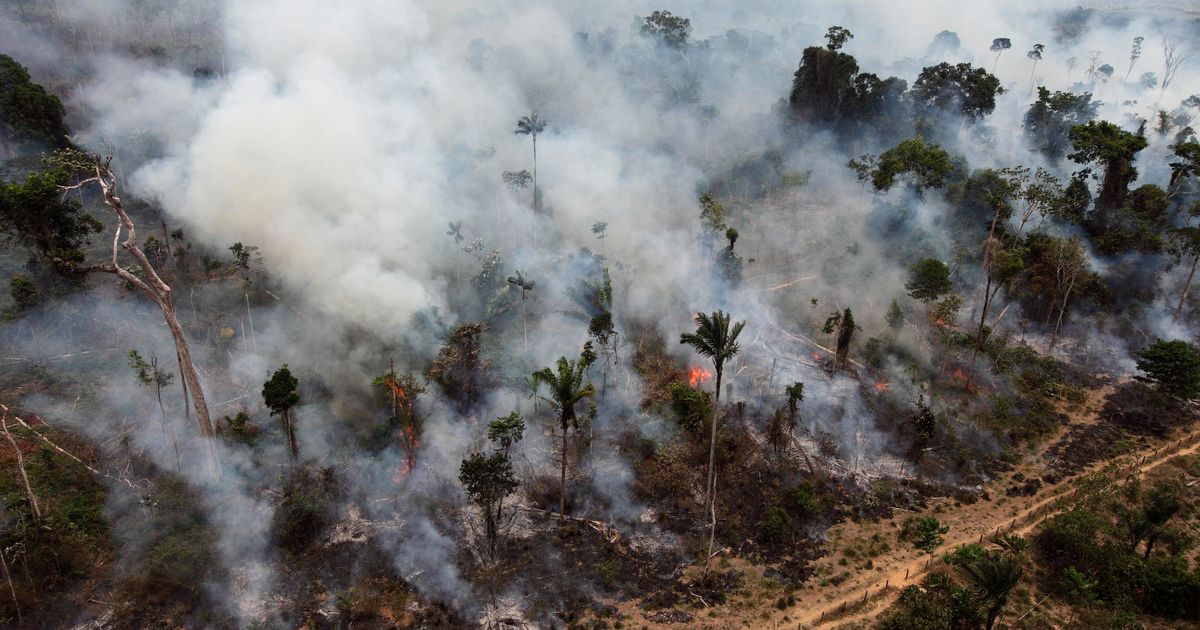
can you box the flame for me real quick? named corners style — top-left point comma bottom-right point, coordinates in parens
top-left (396, 423), bottom-right (420, 481)
top-left (687, 366), bottom-right (713, 387)
top-left (812, 352), bottom-right (822, 362)
top-left (874, 381), bottom-right (889, 392)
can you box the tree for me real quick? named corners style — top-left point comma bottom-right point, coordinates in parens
top-left (789, 31), bottom-right (860, 124)
top-left (680, 310), bottom-right (745, 575)
top-left (960, 551), bottom-right (1023, 630)
top-left (263, 364), bottom-right (301, 461)
top-left (990, 38), bottom-right (1012, 73)
top-left (514, 112), bottom-right (547, 215)
top-left (1045, 236), bottom-right (1087, 345)
top-left (640, 10), bottom-right (690, 49)
top-left (1068, 120), bottom-right (1148, 233)
top-left (488, 411), bottom-right (525, 457)
top-left (530, 352), bottom-right (594, 525)
top-left (1171, 220), bottom-right (1200, 324)
top-left (591, 221), bottom-right (608, 256)
top-left (1024, 88), bottom-right (1099, 161)
top-left (908, 515), bottom-right (950, 553)
top-left (0, 54), bottom-right (69, 155)
top-left (7, 274), bottom-right (38, 314)
top-left (49, 151), bottom-right (219, 476)
top-left (428, 323), bottom-right (493, 414)
top-left (834, 308), bottom-right (856, 370)
top-left (1161, 37), bottom-right (1187, 91)
top-left (128, 349), bottom-right (180, 469)
top-left (0, 168), bottom-right (103, 271)
top-left (1026, 43), bottom-right (1045, 95)
top-left (926, 30), bottom-right (961, 60)
top-left (824, 26), bottom-right (853, 51)
top-left (1169, 140), bottom-right (1200, 196)
top-left (1125, 36), bottom-right (1145, 82)
top-left (228, 242), bottom-right (261, 351)
top-left (906, 258), bottom-right (953, 303)
top-left (506, 270), bottom-right (535, 353)
top-left (1135, 340), bottom-right (1200, 400)
top-left (0, 406), bottom-right (40, 521)
top-left (911, 62), bottom-right (1003, 122)
top-left (869, 137), bottom-right (954, 194)
top-left (886, 298), bottom-right (905, 330)
top-left (1141, 483), bottom-right (1181, 558)
top-left (459, 451), bottom-right (519, 559)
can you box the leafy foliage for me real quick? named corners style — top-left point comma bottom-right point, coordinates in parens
top-left (1135, 339), bottom-right (1200, 400)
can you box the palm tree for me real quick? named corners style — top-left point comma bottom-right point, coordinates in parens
top-left (1142, 484), bottom-right (1180, 558)
top-left (679, 310), bottom-right (745, 575)
top-left (514, 112), bottom-right (547, 214)
top-left (506, 270), bottom-right (535, 352)
top-left (531, 355), bottom-right (595, 525)
top-left (961, 551), bottom-right (1023, 630)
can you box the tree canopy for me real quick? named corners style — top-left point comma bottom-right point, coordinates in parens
top-left (1135, 340), bottom-right (1200, 400)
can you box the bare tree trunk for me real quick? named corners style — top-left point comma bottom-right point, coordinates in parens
top-left (155, 381), bottom-right (181, 471)
top-left (1051, 277), bottom-right (1077, 349)
top-left (1174, 254), bottom-right (1199, 325)
top-left (1, 411), bottom-right (41, 521)
top-left (245, 291), bottom-right (257, 351)
top-left (703, 366), bottom-right (722, 576)
top-left (559, 417), bottom-right (567, 526)
top-left (65, 160), bottom-right (220, 478)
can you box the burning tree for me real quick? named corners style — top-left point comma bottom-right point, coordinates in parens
top-left (48, 150), bottom-right (220, 476)
top-left (263, 364), bottom-right (300, 461)
top-left (679, 309), bottom-right (745, 575)
top-left (530, 351), bottom-right (595, 525)
top-left (373, 364), bottom-right (426, 475)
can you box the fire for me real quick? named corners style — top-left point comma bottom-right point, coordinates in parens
top-left (874, 381), bottom-right (889, 392)
top-left (396, 423), bottom-right (420, 481)
top-left (812, 352), bottom-right (823, 362)
top-left (687, 366), bottom-right (713, 387)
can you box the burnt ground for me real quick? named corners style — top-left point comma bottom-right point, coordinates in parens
top-left (1044, 381), bottom-right (1198, 476)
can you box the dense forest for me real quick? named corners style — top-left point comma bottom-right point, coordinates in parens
top-left (1, 1), bottom-right (1200, 628)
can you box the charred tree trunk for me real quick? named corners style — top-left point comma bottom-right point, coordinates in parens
top-left (559, 415), bottom-right (568, 526)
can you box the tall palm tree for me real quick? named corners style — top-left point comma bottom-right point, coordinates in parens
top-left (531, 355), bottom-right (594, 525)
top-left (961, 551), bottom-right (1023, 630)
top-left (1142, 484), bottom-right (1180, 558)
top-left (514, 112), bottom-right (547, 214)
top-left (679, 310), bottom-right (745, 575)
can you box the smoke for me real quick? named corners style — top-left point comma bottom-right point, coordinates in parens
top-left (2, 0), bottom-right (1199, 625)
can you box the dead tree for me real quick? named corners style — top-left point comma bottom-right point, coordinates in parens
top-left (58, 153), bottom-right (220, 477)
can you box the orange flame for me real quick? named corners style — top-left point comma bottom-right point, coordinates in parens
top-left (688, 366), bottom-right (713, 387)
top-left (396, 423), bottom-right (419, 480)
top-left (812, 352), bottom-right (823, 362)
top-left (874, 381), bottom-right (889, 392)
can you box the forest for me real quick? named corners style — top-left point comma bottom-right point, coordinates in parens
top-left (1, 1), bottom-right (1200, 629)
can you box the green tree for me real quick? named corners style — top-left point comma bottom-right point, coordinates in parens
top-left (1026, 43), bottom-right (1045, 95)
top-left (906, 258), bottom-right (953, 303)
top-left (1135, 339), bottom-right (1200, 400)
top-left (1171, 218), bottom-right (1200, 324)
top-left (789, 30), bottom-right (860, 123)
top-left (886, 298), bottom-right (905, 330)
top-left (263, 364), bottom-right (301, 460)
top-left (0, 169), bottom-right (103, 270)
top-left (128, 349), bottom-right (180, 469)
top-left (640, 10), bottom-right (691, 49)
top-left (680, 309), bottom-right (746, 575)
top-left (8, 274), bottom-right (38, 313)
top-left (869, 137), bottom-right (954, 194)
top-left (1141, 483), bottom-right (1181, 558)
top-left (908, 515), bottom-right (950, 553)
top-left (0, 54), bottom-right (69, 154)
top-left (1067, 120), bottom-right (1148, 227)
top-left (487, 411), bottom-right (525, 456)
top-left (530, 352), bottom-right (595, 525)
top-left (989, 38), bottom-right (1012, 73)
top-left (514, 112), bottom-right (547, 214)
top-left (1024, 88), bottom-right (1099, 161)
top-left (960, 551), bottom-right (1023, 630)
top-left (911, 62), bottom-right (1003, 121)
top-left (459, 451), bottom-right (519, 559)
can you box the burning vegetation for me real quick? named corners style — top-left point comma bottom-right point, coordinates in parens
top-left (0, 2), bottom-right (1199, 629)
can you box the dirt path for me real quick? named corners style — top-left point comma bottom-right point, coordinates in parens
top-left (783, 409), bottom-right (1200, 629)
